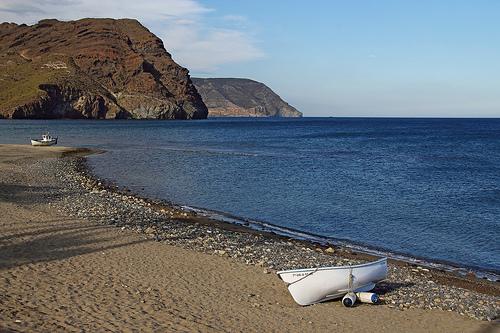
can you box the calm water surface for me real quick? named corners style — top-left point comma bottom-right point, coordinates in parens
top-left (1, 118), bottom-right (499, 275)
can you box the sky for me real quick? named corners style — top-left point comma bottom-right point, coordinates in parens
top-left (1, 0), bottom-right (499, 117)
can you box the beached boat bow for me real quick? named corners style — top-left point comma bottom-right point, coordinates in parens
top-left (277, 257), bottom-right (387, 306)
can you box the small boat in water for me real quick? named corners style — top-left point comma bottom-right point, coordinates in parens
top-left (30, 133), bottom-right (58, 146)
top-left (277, 257), bottom-right (387, 306)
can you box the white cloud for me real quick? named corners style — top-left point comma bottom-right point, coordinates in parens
top-left (160, 21), bottom-right (264, 72)
top-left (0, 0), bottom-right (210, 22)
top-left (0, 0), bottom-right (264, 72)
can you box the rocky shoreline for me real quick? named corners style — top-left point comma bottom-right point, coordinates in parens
top-left (27, 155), bottom-right (500, 321)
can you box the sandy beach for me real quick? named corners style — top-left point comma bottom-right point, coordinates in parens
top-left (0, 144), bottom-right (498, 332)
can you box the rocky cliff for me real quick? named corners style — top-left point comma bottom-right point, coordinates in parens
top-left (192, 78), bottom-right (302, 117)
top-left (0, 18), bottom-right (208, 119)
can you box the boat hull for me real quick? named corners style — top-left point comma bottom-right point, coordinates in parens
top-left (277, 258), bottom-right (387, 306)
top-left (31, 138), bottom-right (58, 146)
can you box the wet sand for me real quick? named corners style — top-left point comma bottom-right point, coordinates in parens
top-left (0, 144), bottom-right (497, 332)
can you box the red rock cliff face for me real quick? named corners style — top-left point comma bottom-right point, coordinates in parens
top-left (0, 18), bottom-right (208, 119)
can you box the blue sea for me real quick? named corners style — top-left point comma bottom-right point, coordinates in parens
top-left (1, 118), bottom-right (499, 278)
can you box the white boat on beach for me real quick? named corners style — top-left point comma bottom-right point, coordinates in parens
top-left (277, 257), bottom-right (387, 306)
top-left (30, 133), bottom-right (58, 146)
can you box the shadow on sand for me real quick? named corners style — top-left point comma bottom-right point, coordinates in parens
top-left (0, 183), bottom-right (75, 206)
top-left (0, 217), bottom-right (149, 270)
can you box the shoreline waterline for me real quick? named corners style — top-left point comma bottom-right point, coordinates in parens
top-left (77, 147), bottom-right (500, 283)
top-left (178, 204), bottom-right (500, 282)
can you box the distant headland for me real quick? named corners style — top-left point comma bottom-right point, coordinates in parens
top-left (192, 78), bottom-right (302, 118)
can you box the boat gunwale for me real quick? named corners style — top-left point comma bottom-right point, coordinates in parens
top-left (276, 257), bottom-right (387, 275)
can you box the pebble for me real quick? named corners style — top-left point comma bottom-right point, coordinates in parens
top-left (325, 247), bottom-right (335, 254)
